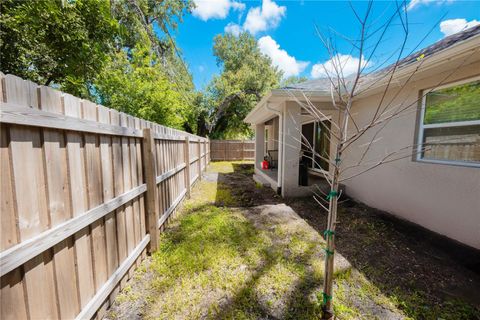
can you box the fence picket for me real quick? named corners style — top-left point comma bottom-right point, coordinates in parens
top-left (0, 74), bottom-right (210, 320)
top-left (210, 140), bottom-right (254, 161)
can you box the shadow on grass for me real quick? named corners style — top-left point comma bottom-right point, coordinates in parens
top-left (146, 161), bottom-right (479, 320)
top-left (288, 196), bottom-right (480, 320)
top-left (211, 161), bottom-right (480, 319)
top-left (148, 194), bottom-right (326, 319)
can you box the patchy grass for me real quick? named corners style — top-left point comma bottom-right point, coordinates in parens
top-left (207, 160), bottom-right (254, 174)
top-left (143, 179), bottom-right (329, 319)
top-left (107, 162), bottom-right (480, 320)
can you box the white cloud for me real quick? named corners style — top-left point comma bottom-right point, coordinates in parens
top-left (243, 0), bottom-right (286, 34)
top-left (224, 22), bottom-right (242, 36)
top-left (193, 0), bottom-right (245, 21)
top-left (407, 0), bottom-right (455, 11)
top-left (440, 18), bottom-right (480, 37)
top-left (311, 54), bottom-right (371, 79)
top-left (258, 36), bottom-right (309, 77)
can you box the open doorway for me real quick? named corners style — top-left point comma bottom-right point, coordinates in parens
top-left (301, 120), bottom-right (331, 173)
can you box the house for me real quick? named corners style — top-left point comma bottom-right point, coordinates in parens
top-left (244, 26), bottom-right (480, 249)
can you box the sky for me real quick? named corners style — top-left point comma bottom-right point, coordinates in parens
top-left (169, 0), bottom-right (480, 90)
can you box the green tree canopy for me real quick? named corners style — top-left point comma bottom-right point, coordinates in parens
top-left (279, 76), bottom-right (308, 88)
top-left (0, 0), bottom-right (118, 97)
top-left (95, 39), bottom-right (188, 129)
top-left (1, 0), bottom-right (197, 131)
top-left (204, 32), bottom-right (282, 139)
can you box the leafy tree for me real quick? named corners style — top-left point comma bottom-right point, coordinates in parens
top-left (109, 0), bottom-right (197, 131)
top-left (1, 0), bottom-right (198, 130)
top-left (279, 75), bottom-right (308, 88)
top-left (205, 32), bottom-right (282, 138)
top-left (95, 39), bottom-right (188, 129)
top-left (0, 0), bottom-right (118, 97)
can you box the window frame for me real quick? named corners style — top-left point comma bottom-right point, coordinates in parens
top-left (416, 76), bottom-right (480, 168)
top-left (301, 118), bottom-right (332, 174)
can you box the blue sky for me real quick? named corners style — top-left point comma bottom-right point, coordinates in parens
top-left (169, 0), bottom-right (480, 90)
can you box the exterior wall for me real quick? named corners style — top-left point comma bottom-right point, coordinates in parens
top-left (255, 123), bottom-right (265, 171)
top-left (249, 55), bottom-right (480, 249)
top-left (342, 61), bottom-right (480, 249)
top-left (281, 102), bottom-right (339, 197)
top-left (282, 102), bottom-right (302, 197)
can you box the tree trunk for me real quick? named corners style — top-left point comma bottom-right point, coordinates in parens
top-left (322, 145), bottom-right (342, 319)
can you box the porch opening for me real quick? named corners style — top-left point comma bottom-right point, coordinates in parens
top-left (300, 119), bottom-right (331, 187)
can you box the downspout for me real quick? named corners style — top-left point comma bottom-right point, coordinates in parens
top-left (266, 102), bottom-right (283, 195)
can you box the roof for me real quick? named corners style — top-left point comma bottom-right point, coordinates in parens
top-left (281, 24), bottom-right (480, 93)
top-left (245, 24), bottom-right (480, 124)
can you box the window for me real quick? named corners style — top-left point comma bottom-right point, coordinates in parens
top-left (301, 120), bottom-right (331, 171)
top-left (417, 78), bottom-right (480, 167)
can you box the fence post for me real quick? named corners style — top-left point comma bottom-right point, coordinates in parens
top-left (184, 136), bottom-right (191, 198)
top-left (197, 139), bottom-right (202, 180)
top-left (206, 139), bottom-right (210, 165)
top-left (142, 128), bottom-right (159, 254)
top-left (203, 140), bottom-right (207, 167)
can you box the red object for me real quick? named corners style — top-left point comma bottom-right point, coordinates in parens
top-left (262, 160), bottom-right (269, 170)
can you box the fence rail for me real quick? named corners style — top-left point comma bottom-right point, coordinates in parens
top-left (210, 139), bottom-right (254, 161)
top-left (0, 73), bottom-right (210, 320)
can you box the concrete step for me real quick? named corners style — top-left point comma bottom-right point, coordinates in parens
top-left (253, 173), bottom-right (271, 187)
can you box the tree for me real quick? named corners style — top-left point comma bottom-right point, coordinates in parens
top-left (279, 75), bottom-right (308, 88)
top-left (0, 0), bottom-right (118, 97)
top-left (1, 0), bottom-right (198, 130)
top-left (95, 39), bottom-right (189, 129)
top-left (100, 0), bottom-right (199, 131)
top-left (283, 2), bottom-right (468, 318)
top-left (205, 32), bottom-right (282, 138)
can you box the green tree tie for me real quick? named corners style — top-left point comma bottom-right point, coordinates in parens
top-left (326, 190), bottom-right (338, 200)
top-left (322, 292), bottom-right (332, 305)
top-left (324, 248), bottom-right (334, 256)
top-left (323, 229), bottom-right (335, 239)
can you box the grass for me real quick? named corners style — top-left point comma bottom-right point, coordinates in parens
top-left (141, 164), bottom-right (330, 319)
top-left (109, 161), bottom-right (480, 320)
top-left (206, 160), bottom-right (254, 174)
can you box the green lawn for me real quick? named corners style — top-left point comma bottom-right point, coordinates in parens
top-left (108, 162), bottom-right (479, 320)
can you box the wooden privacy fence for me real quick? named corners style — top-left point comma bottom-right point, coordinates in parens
top-left (210, 140), bottom-right (254, 161)
top-left (0, 73), bottom-right (210, 320)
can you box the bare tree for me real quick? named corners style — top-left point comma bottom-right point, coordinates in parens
top-left (282, 2), bottom-right (476, 318)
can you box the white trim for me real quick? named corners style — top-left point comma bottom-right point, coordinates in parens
top-left (416, 77), bottom-right (480, 167)
top-left (301, 120), bottom-right (331, 171)
top-left (423, 119), bottom-right (480, 129)
top-left (417, 158), bottom-right (480, 168)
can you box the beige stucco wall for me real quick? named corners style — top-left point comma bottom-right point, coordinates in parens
top-left (280, 101), bottom-right (340, 197)
top-left (341, 61), bottom-right (480, 249)
top-left (282, 102), bottom-right (302, 196)
top-left (250, 51), bottom-right (480, 248)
